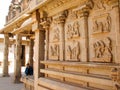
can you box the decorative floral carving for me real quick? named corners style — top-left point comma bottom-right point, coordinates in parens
top-left (53, 28), bottom-right (60, 41)
top-left (111, 68), bottom-right (120, 90)
top-left (50, 44), bottom-right (59, 57)
top-left (93, 37), bottom-right (112, 62)
top-left (66, 21), bottom-right (80, 39)
top-left (93, 15), bottom-right (111, 34)
top-left (67, 41), bottom-right (80, 61)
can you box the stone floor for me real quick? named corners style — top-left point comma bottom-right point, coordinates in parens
top-left (0, 67), bottom-right (26, 90)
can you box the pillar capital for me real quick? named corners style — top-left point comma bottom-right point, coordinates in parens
top-left (74, 0), bottom-right (94, 18)
top-left (53, 10), bottom-right (68, 24)
top-left (40, 17), bottom-right (52, 30)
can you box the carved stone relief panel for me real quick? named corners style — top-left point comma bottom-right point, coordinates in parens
top-left (92, 37), bottom-right (112, 62)
top-left (48, 21), bottom-right (60, 60)
top-left (50, 44), bottom-right (59, 56)
top-left (49, 43), bottom-right (60, 60)
top-left (66, 21), bottom-right (80, 40)
top-left (66, 40), bottom-right (80, 61)
top-left (92, 14), bottom-right (111, 34)
top-left (53, 27), bottom-right (60, 42)
top-left (64, 9), bottom-right (82, 61)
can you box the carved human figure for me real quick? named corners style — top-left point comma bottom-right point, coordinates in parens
top-left (50, 44), bottom-right (59, 56)
top-left (67, 45), bottom-right (72, 59)
top-left (73, 41), bottom-right (80, 60)
top-left (73, 21), bottom-right (80, 37)
top-left (67, 41), bottom-right (80, 61)
top-left (98, 22), bottom-right (103, 32)
top-left (93, 20), bottom-right (99, 33)
top-left (67, 24), bottom-right (73, 39)
top-left (102, 38), bottom-right (112, 62)
top-left (93, 37), bottom-right (112, 62)
top-left (99, 41), bottom-right (105, 56)
top-left (53, 28), bottom-right (60, 41)
top-left (93, 20), bottom-right (104, 33)
top-left (104, 15), bottom-right (111, 32)
top-left (93, 42), bottom-right (102, 58)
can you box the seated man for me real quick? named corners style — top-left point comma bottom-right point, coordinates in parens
top-left (25, 63), bottom-right (33, 76)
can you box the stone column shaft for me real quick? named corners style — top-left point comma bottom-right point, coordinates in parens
top-left (14, 34), bottom-right (22, 83)
top-left (34, 28), bottom-right (45, 90)
top-left (80, 11), bottom-right (89, 62)
top-left (3, 34), bottom-right (9, 77)
top-left (59, 22), bottom-right (65, 61)
top-left (29, 39), bottom-right (34, 67)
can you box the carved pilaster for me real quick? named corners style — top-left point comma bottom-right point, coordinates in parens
top-left (53, 11), bottom-right (68, 61)
top-left (76, 5), bottom-right (91, 62)
top-left (41, 18), bottom-right (51, 60)
top-left (2, 34), bottom-right (9, 77)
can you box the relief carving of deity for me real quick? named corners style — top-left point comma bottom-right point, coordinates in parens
top-left (67, 41), bottom-right (80, 61)
top-left (66, 21), bottom-right (80, 39)
top-left (53, 28), bottom-right (60, 41)
top-left (93, 15), bottom-right (111, 34)
top-left (93, 37), bottom-right (112, 62)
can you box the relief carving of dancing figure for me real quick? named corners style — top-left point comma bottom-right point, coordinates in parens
top-left (93, 37), bottom-right (112, 62)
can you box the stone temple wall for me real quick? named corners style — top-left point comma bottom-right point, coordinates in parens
top-left (35, 0), bottom-right (120, 90)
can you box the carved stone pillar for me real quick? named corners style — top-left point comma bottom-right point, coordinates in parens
top-left (42, 21), bottom-right (50, 60)
top-left (2, 34), bottom-right (9, 77)
top-left (33, 23), bottom-right (45, 90)
top-left (28, 39), bottom-right (34, 67)
top-left (14, 34), bottom-right (22, 83)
